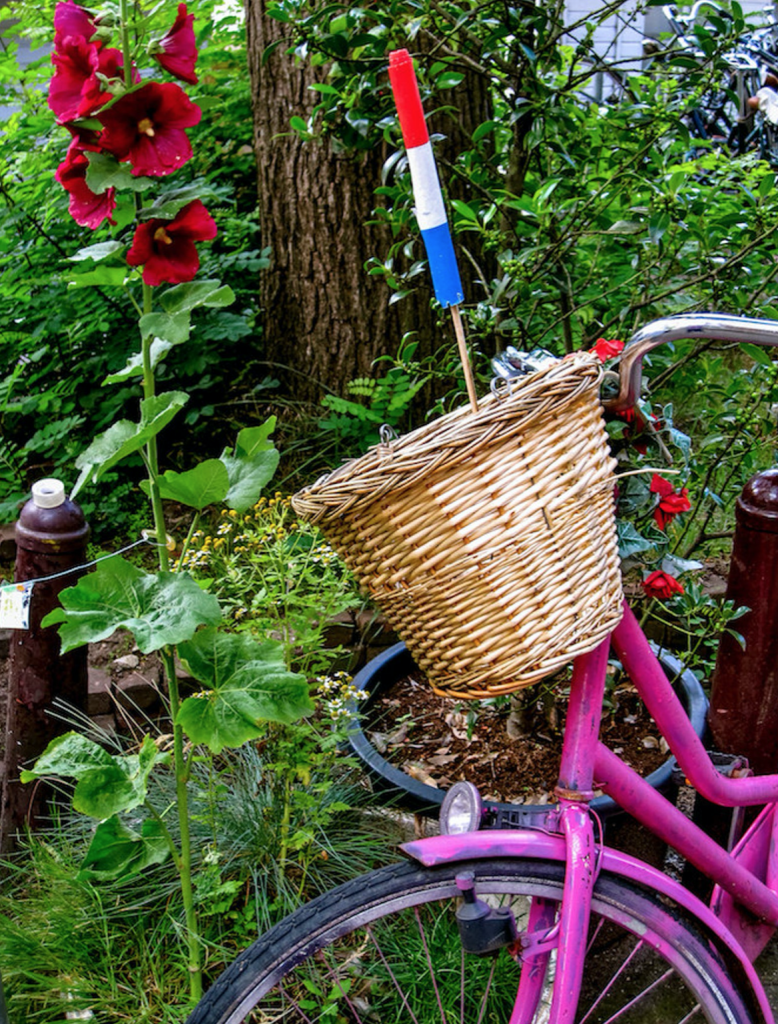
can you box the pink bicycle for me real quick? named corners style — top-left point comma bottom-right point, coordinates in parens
top-left (187, 313), bottom-right (778, 1024)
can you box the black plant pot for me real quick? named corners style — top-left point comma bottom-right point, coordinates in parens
top-left (346, 641), bottom-right (707, 825)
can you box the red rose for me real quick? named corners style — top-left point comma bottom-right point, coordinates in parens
top-left (591, 337), bottom-right (624, 362)
top-left (97, 82), bottom-right (201, 177)
top-left (649, 474), bottom-right (691, 530)
top-left (152, 4), bottom-right (198, 85)
top-left (642, 570), bottom-right (684, 601)
top-left (55, 141), bottom-right (116, 229)
top-left (126, 200), bottom-right (217, 285)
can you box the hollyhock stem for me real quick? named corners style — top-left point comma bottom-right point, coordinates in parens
top-left (119, 0), bottom-right (133, 90)
top-left (140, 279), bottom-right (203, 1002)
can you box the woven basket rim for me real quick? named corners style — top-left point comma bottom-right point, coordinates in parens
top-left (294, 351), bottom-right (603, 522)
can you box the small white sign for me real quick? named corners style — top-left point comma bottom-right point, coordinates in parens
top-left (0, 581), bottom-right (32, 630)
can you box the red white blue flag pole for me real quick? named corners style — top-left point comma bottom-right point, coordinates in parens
top-left (388, 48), bottom-right (479, 412)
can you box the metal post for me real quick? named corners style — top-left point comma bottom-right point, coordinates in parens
top-left (0, 479), bottom-right (89, 852)
top-left (709, 469), bottom-right (778, 775)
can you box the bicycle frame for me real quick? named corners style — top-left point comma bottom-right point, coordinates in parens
top-left (402, 601), bottom-right (778, 1024)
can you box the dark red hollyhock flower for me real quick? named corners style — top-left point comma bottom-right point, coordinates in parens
top-left (54, 0), bottom-right (98, 47)
top-left (55, 141), bottom-right (116, 229)
top-left (49, 38), bottom-right (129, 122)
top-left (591, 337), bottom-right (624, 361)
top-left (649, 474), bottom-right (692, 531)
top-left (98, 82), bottom-right (201, 177)
top-left (126, 200), bottom-right (217, 285)
top-left (642, 570), bottom-right (684, 601)
top-left (153, 4), bottom-right (198, 85)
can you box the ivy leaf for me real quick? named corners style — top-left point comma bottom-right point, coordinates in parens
top-left (68, 240), bottom-right (124, 262)
top-left (77, 816), bottom-right (170, 881)
top-left (41, 556), bottom-right (222, 654)
top-left (21, 734), bottom-right (166, 819)
top-left (103, 339), bottom-right (175, 384)
top-left (139, 310), bottom-right (191, 347)
top-left (73, 392), bottom-right (188, 495)
top-left (616, 521), bottom-right (654, 560)
top-left (85, 151), bottom-right (153, 194)
top-left (177, 628), bottom-right (313, 753)
top-left (220, 419), bottom-right (279, 512)
top-left (159, 280), bottom-right (235, 314)
top-left (141, 459), bottom-right (229, 510)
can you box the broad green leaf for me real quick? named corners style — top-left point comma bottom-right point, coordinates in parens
top-left (78, 816), bottom-right (169, 881)
top-left (103, 339), bottom-right (175, 384)
top-left (139, 311), bottom-right (191, 346)
top-left (74, 392), bottom-right (189, 485)
top-left (221, 448), bottom-right (280, 513)
top-left (177, 628), bottom-right (313, 753)
top-left (20, 732), bottom-right (115, 782)
top-left (142, 460), bottom-right (229, 510)
top-left (235, 418), bottom-right (276, 457)
top-left (67, 267), bottom-right (129, 288)
top-left (21, 734), bottom-right (166, 819)
top-left (159, 280), bottom-right (235, 314)
top-left (68, 240), bottom-right (124, 262)
top-left (41, 556), bottom-right (222, 654)
top-left (140, 185), bottom-right (222, 221)
top-left (85, 151), bottom-right (153, 194)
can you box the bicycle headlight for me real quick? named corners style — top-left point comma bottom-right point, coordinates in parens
top-left (440, 782), bottom-right (483, 835)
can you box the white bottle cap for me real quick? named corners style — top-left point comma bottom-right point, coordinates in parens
top-left (32, 478), bottom-right (66, 509)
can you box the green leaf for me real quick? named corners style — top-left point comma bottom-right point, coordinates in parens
top-left (221, 448), bottom-right (280, 513)
top-left (144, 460), bottom-right (229, 510)
top-left (159, 280), bottom-right (235, 314)
top-left (235, 418), bottom-right (276, 457)
top-left (139, 311), bottom-right (191, 346)
top-left (103, 339), bottom-right (175, 384)
top-left (41, 557), bottom-right (222, 654)
top-left (78, 816), bottom-right (170, 881)
top-left (616, 521), bottom-right (654, 560)
top-left (67, 267), bottom-right (129, 288)
top-left (141, 185), bottom-right (222, 221)
top-left (74, 392), bottom-right (189, 488)
top-left (177, 628), bottom-right (313, 753)
top-left (68, 240), bottom-right (124, 263)
top-left (20, 732), bottom-right (115, 783)
top-left (85, 151), bottom-right (153, 194)
top-left (21, 734), bottom-right (166, 819)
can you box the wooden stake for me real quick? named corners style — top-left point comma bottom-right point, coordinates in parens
top-left (451, 304), bottom-right (478, 413)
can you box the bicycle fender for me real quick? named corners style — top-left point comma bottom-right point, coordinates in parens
top-left (401, 829), bottom-right (774, 1024)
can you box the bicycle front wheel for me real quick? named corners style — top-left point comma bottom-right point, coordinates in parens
top-left (187, 858), bottom-right (756, 1024)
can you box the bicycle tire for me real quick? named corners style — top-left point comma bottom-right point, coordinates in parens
top-left (187, 858), bottom-right (756, 1024)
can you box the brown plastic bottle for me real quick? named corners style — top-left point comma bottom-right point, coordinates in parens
top-left (0, 479), bottom-right (89, 850)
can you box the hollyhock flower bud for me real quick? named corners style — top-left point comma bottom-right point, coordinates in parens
top-left (152, 4), bottom-right (198, 85)
top-left (55, 141), bottom-right (116, 229)
top-left (591, 337), bottom-right (624, 361)
top-left (97, 81), bottom-right (201, 176)
top-left (126, 200), bottom-right (217, 285)
top-left (649, 474), bottom-right (692, 530)
top-left (642, 570), bottom-right (684, 601)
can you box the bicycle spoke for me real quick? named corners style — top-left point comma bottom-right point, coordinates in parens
top-left (365, 924), bottom-right (422, 1024)
top-left (598, 968), bottom-right (676, 1024)
top-left (414, 906), bottom-right (449, 1023)
top-left (474, 957), bottom-right (497, 1024)
top-left (580, 939), bottom-right (646, 1023)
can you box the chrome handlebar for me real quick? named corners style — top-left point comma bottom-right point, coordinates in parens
top-left (606, 312), bottom-right (778, 412)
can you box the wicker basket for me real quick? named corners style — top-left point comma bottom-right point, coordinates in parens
top-left (292, 353), bottom-right (624, 699)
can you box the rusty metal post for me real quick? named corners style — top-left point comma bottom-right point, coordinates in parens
top-left (0, 479), bottom-right (89, 852)
top-left (709, 468), bottom-right (778, 774)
